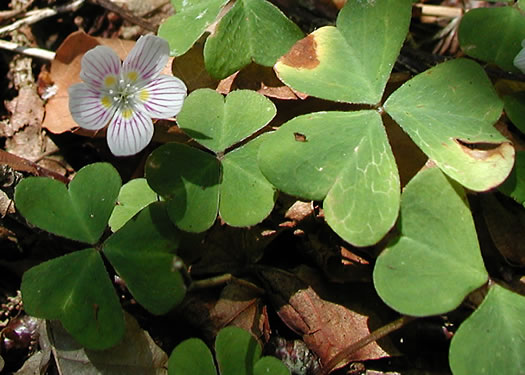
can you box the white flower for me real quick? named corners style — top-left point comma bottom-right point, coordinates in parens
top-left (514, 39), bottom-right (525, 74)
top-left (68, 35), bottom-right (187, 156)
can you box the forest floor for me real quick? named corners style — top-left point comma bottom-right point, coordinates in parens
top-left (0, 1), bottom-right (521, 374)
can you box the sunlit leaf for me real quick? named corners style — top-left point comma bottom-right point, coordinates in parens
top-left (258, 111), bottom-right (400, 246)
top-left (385, 59), bottom-right (513, 192)
top-left (108, 178), bottom-right (159, 232)
top-left (274, 0), bottom-right (411, 104)
top-left (158, 0), bottom-right (229, 56)
top-left (177, 89), bottom-right (276, 153)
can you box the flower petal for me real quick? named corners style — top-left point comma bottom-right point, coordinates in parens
top-left (121, 35), bottom-right (169, 83)
top-left (68, 83), bottom-right (117, 130)
top-left (138, 75), bottom-right (187, 119)
top-left (514, 39), bottom-right (525, 74)
top-left (80, 45), bottom-right (121, 90)
top-left (106, 104), bottom-right (154, 156)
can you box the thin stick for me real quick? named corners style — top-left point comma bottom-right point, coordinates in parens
top-left (0, 39), bottom-right (54, 60)
top-left (317, 315), bottom-right (417, 375)
top-left (0, 0), bottom-right (85, 36)
top-left (414, 4), bottom-right (463, 19)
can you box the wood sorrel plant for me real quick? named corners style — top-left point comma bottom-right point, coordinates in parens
top-left (12, 0), bottom-right (525, 374)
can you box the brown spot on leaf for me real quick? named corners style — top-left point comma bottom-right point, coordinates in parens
top-left (279, 34), bottom-right (320, 70)
top-left (294, 132), bottom-right (308, 142)
top-left (455, 139), bottom-right (511, 161)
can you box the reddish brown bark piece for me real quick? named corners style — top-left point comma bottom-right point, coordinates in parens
top-left (257, 267), bottom-right (394, 367)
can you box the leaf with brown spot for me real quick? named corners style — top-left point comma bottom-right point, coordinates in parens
top-left (385, 59), bottom-right (514, 191)
top-left (274, 0), bottom-right (412, 104)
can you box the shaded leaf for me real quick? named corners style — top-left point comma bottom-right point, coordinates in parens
top-left (15, 162), bottom-right (121, 244)
top-left (274, 0), bottom-right (411, 104)
top-left (449, 284), bottom-right (525, 375)
top-left (146, 143), bottom-right (221, 232)
top-left (258, 111), bottom-right (400, 246)
top-left (503, 91), bottom-right (525, 135)
top-left (215, 326), bottom-right (261, 375)
top-left (168, 338), bottom-right (216, 375)
top-left (49, 313), bottom-right (167, 375)
top-left (21, 249), bottom-right (125, 350)
top-left (204, 0), bottom-right (303, 79)
top-left (458, 7), bottom-right (525, 72)
top-left (385, 59), bottom-right (513, 192)
top-left (499, 151), bottom-right (525, 206)
top-left (373, 166), bottom-right (489, 316)
top-left (253, 357), bottom-right (290, 375)
top-left (220, 134), bottom-right (277, 226)
top-left (104, 202), bottom-right (186, 315)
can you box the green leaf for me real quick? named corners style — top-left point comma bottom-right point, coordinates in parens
top-left (253, 357), bottom-right (290, 375)
top-left (499, 150), bottom-right (525, 206)
top-left (458, 7), bottom-right (525, 72)
top-left (373, 167), bottom-right (489, 316)
top-left (21, 249), bottom-right (125, 350)
top-left (503, 91), bottom-right (525, 135)
top-left (177, 89), bottom-right (276, 153)
top-left (274, 0), bottom-right (411, 104)
top-left (49, 313), bottom-right (168, 375)
top-left (168, 338), bottom-right (217, 375)
top-left (215, 326), bottom-right (261, 375)
top-left (146, 143), bottom-right (220, 232)
top-left (221, 133), bottom-right (276, 227)
top-left (258, 111), bottom-right (400, 247)
top-left (449, 284), bottom-right (525, 375)
top-left (203, 0), bottom-right (303, 79)
top-left (104, 202), bottom-right (185, 315)
top-left (158, 0), bottom-right (229, 56)
top-left (385, 59), bottom-right (513, 192)
top-left (108, 178), bottom-right (159, 232)
top-left (14, 163), bottom-right (121, 244)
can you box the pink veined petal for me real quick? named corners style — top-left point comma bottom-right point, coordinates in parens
top-left (106, 104), bottom-right (154, 156)
top-left (139, 75), bottom-right (187, 119)
top-left (68, 83), bottom-right (117, 130)
top-left (80, 45), bottom-right (121, 90)
top-left (121, 35), bottom-right (169, 83)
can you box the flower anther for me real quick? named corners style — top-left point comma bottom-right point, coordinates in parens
top-left (68, 35), bottom-right (187, 156)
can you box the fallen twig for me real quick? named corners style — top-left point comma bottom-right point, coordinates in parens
top-left (0, 39), bottom-right (54, 60)
top-left (0, 0), bottom-right (85, 36)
